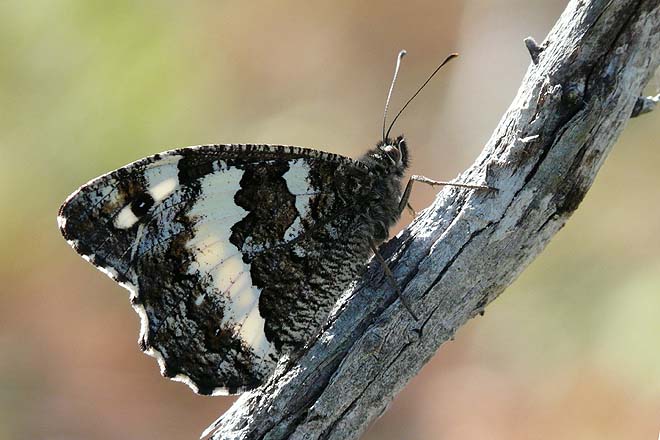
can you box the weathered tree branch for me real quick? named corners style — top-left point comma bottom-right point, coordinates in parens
top-left (205, 0), bottom-right (660, 438)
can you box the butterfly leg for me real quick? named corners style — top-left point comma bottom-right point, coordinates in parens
top-left (369, 238), bottom-right (419, 321)
top-left (406, 202), bottom-right (416, 217)
top-left (398, 175), bottom-right (495, 215)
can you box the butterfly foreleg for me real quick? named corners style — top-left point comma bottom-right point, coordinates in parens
top-left (398, 174), bottom-right (495, 216)
top-left (406, 202), bottom-right (416, 217)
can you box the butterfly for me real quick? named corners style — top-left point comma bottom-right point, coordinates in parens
top-left (57, 51), bottom-right (483, 395)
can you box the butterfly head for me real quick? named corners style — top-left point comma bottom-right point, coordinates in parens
top-left (364, 135), bottom-right (409, 176)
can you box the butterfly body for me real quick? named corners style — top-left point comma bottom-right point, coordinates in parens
top-left (59, 137), bottom-right (409, 395)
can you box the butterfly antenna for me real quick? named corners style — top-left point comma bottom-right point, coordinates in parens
top-left (385, 53), bottom-right (459, 141)
top-left (382, 50), bottom-right (407, 143)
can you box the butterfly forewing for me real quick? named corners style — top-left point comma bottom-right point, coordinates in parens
top-left (58, 144), bottom-right (379, 395)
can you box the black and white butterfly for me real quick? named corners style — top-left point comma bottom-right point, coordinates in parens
top-left (58, 52), bottom-right (483, 395)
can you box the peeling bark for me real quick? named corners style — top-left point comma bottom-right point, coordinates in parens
top-left (205, 0), bottom-right (660, 438)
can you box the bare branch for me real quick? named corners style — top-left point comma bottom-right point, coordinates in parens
top-left (631, 93), bottom-right (660, 116)
top-left (524, 36), bottom-right (544, 64)
top-left (206, 0), bottom-right (660, 438)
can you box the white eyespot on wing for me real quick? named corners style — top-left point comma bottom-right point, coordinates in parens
top-left (112, 155), bottom-right (182, 230)
top-left (185, 163), bottom-right (276, 361)
top-left (144, 155), bottom-right (182, 203)
top-left (114, 205), bottom-right (139, 229)
top-left (149, 178), bottom-right (178, 202)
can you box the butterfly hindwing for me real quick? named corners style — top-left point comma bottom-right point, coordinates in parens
top-left (58, 144), bottom-right (379, 395)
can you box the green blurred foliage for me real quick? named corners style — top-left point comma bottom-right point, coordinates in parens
top-left (0, 1), bottom-right (658, 439)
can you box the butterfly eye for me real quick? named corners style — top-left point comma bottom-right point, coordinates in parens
top-left (382, 145), bottom-right (402, 165)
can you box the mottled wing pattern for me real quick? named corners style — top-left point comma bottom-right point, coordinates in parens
top-left (58, 144), bottom-right (376, 395)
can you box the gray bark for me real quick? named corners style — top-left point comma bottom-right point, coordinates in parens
top-left (206, 0), bottom-right (660, 438)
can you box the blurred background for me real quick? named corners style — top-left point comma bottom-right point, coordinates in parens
top-left (1, 1), bottom-right (658, 439)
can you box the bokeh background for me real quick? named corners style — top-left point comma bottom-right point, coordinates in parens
top-left (1, 1), bottom-right (658, 439)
